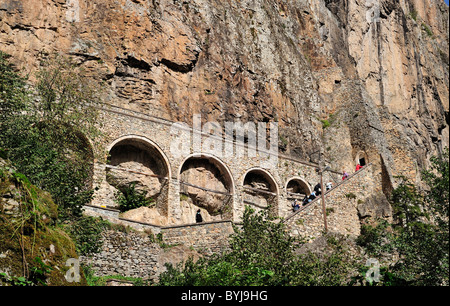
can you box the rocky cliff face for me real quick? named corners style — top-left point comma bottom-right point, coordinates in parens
top-left (308, 0), bottom-right (449, 191)
top-left (1, 0), bottom-right (448, 193)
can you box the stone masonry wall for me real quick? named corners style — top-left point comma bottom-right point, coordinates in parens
top-left (161, 221), bottom-right (234, 255)
top-left (80, 230), bottom-right (161, 280)
top-left (91, 105), bottom-right (330, 224)
top-left (80, 206), bottom-right (234, 280)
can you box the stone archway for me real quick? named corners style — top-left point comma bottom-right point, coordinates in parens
top-left (106, 135), bottom-right (171, 223)
top-left (242, 168), bottom-right (279, 216)
top-left (178, 153), bottom-right (235, 223)
top-left (285, 177), bottom-right (311, 199)
top-left (355, 150), bottom-right (369, 167)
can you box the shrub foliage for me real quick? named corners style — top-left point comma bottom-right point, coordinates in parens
top-left (0, 51), bottom-right (102, 220)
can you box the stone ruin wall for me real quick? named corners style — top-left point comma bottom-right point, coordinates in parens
top-left (79, 217), bottom-right (234, 281)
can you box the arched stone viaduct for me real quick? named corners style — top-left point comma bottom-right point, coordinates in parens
top-left (89, 104), bottom-right (338, 225)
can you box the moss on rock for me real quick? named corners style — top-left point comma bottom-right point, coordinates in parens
top-left (0, 158), bottom-right (86, 286)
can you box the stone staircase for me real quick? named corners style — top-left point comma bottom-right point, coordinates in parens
top-left (282, 163), bottom-right (374, 240)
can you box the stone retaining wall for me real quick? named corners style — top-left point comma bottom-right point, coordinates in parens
top-left (83, 204), bottom-right (233, 251)
top-left (80, 209), bottom-right (234, 280)
top-left (83, 204), bottom-right (162, 233)
top-left (80, 230), bottom-right (161, 280)
top-left (161, 221), bottom-right (234, 255)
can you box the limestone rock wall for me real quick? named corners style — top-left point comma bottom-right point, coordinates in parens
top-left (1, 0), bottom-right (448, 242)
top-left (305, 0), bottom-right (449, 190)
top-left (1, 0), bottom-right (447, 193)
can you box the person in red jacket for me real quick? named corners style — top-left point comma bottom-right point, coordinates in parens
top-left (356, 163), bottom-right (363, 171)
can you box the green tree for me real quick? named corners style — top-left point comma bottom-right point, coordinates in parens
top-left (356, 149), bottom-right (449, 286)
top-left (68, 216), bottom-right (110, 256)
top-left (227, 206), bottom-right (300, 283)
top-left (422, 148), bottom-right (449, 220)
top-left (0, 52), bottom-right (27, 115)
top-left (414, 148), bottom-right (448, 285)
top-left (159, 206), bottom-right (300, 286)
top-left (158, 206), bottom-right (360, 286)
top-left (0, 52), bottom-right (103, 220)
top-left (0, 51), bottom-right (32, 152)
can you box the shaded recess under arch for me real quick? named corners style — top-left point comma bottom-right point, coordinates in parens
top-left (106, 136), bottom-right (171, 216)
top-left (285, 177), bottom-right (311, 199)
top-left (242, 168), bottom-right (279, 216)
top-left (355, 150), bottom-right (369, 167)
top-left (179, 154), bottom-right (234, 221)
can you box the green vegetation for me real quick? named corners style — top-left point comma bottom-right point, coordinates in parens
top-left (67, 216), bottom-right (110, 256)
top-left (326, 207), bottom-right (335, 216)
top-left (438, 48), bottom-right (449, 63)
top-left (320, 119), bottom-right (330, 129)
top-left (0, 160), bottom-right (85, 286)
top-left (409, 10), bottom-right (418, 22)
top-left (345, 192), bottom-right (357, 199)
top-left (320, 113), bottom-right (337, 129)
top-left (250, 27), bottom-right (257, 40)
top-left (0, 272), bottom-right (34, 286)
top-left (1, 51), bottom-right (101, 285)
top-left (158, 206), bottom-right (360, 286)
top-left (357, 148), bottom-right (449, 285)
top-left (422, 22), bottom-right (434, 38)
top-left (82, 265), bottom-right (147, 286)
top-left (114, 182), bottom-right (154, 213)
top-left (180, 193), bottom-right (190, 201)
top-left (279, 135), bottom-right (288, 147)
top-left (0, 51), bottom-right (103, 220)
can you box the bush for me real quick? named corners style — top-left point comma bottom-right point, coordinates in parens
top-left (158, 207), bottom-right (360, 286)
top-left (114, 182), bottom-right (153, 212)
top-left (422, 23), bottom-right (433, 37)
top-left (321, 119), bottom-right (330, 129)
top-left (82, 265), bottom-right (146, 286)
top-left (345, 192), bottom-right (357, 199)
top-left (68, 216), bottom-right (110, 256)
